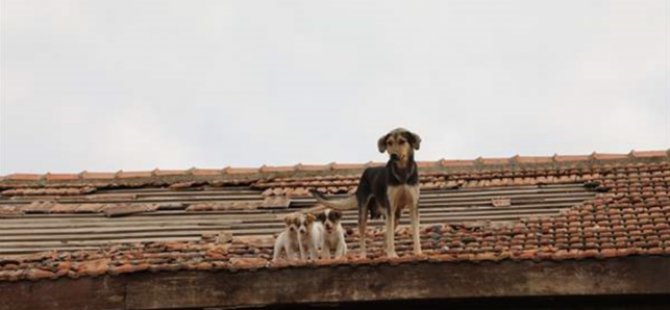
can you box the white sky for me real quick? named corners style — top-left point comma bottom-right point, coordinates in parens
top-left (0, 0), bottom-right (669, 174)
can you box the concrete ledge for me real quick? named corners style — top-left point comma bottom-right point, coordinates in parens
top-left (1, 256), bottom-right (669, 310)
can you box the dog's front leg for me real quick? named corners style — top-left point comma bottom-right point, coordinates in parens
top-left (335, 240), bottom-right (346, 258)
top-left (411, 203), bottom-right (422, 255)
top-left (272, 239), bottom-right (283, 262)
top-left (322, 243), bottom-right (331, 259)
top-left (285, 241), bottom-right (296, 261)
top-left (385, 200), bottom-right (399, 258)
top-left (297, 236), bottom-right (306, 261)
top-left (309, 243), bottom-right (319, 260)
top-left (410, 186), bottom-right (422, 255)
top-left (358, 203), bottom-right (368, 258)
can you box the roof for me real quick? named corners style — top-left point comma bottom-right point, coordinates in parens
top-left (1, 150), bottom-right (669, 308)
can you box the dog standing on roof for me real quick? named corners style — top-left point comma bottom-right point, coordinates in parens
top-left (310, 128), bottom-right (422, 258)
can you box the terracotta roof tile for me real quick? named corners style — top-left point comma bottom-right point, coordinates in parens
top-left (22, 201), bottom-right (56, 213)
top-left (79, 171), bottom-right (117, 180)
top-left (295, 163), bottom-right (332, 172)
top-left (439, 159), bottom-right (476, 167)
top-left (365, 161), bottom-right (385, 168)
top-left (514, 156), bottom-right (554, 164)
top-left (74, 203), bottom-right (105, 213)
top-left (49, 204), bottom-right (81, 213)
top-left (190, 168), bottom-right (223, 176)
top-left (153, 169), bottom-right (190, 176)
top-left (479, 157), bottom-right (510, 165)
top-left (0, 205), bottom-right (23, 216)
top-left (592, 152), bottom-right (628, 161)
top-left (259, 165), bottom-right (295, 173)
top-left (630, 150), bottom-right (668, 158)
top-left (554, 154), bottom-right (591, 162)
top-left (416, 161), bottom-right (439, 168)
top-left (6, 173), bottom-right (43, 181)
top-left (45, 173), bottom-right (80, 181)
top-left (331, 162), bottom-right (365, 170)
top-left (116, 170), bottom-right (154, 179)
top-left (76, 258), bottom-right (110, 277)
top-left (224, 167), bottom-right (260, 175)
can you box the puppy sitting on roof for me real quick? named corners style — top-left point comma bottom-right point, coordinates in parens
top-left (314, 208), bottom-right (347, 259)
top-left (310, 128), bottom-right (422, 258)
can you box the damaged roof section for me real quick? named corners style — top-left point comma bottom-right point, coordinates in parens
top-left (0, 150), bottom-right (668, 283)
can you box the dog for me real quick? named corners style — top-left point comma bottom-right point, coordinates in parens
top-left (272, 213), bottom-right (303, 261)
top-left (273, 213), bottom-right (320, 261)
top-left (299, 213), bottom-right (322, 261)
top-left (315, 208), bottom-right (347, 259)
top-left (310, 128), bottom-right (422, 258)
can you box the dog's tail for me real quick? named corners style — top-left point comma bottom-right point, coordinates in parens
top-left (307, 189), bottom-right (358, 212)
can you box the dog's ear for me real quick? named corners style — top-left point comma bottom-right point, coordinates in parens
top-left (305, 213), bottom-right (315, 224)
top-left (283, 215), bottom-right (292, 226)
top-left (331, 210), bottom-right (342, 220)
top-left (377, 133), bottom-right (390, 153)
top-left (316, 211), bottom-right (326, 222)
top-left (404, 131), bottom-right (421, 150)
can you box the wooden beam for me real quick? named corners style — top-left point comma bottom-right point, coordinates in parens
top-left (0, 257), bottom-right (668, 310)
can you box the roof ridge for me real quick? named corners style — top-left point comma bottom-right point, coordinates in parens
top-left (1, 149), bottom-right (668, 181)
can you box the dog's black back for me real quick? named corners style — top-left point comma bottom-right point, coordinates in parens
top-left (356, 157), bottom-right (419, 219)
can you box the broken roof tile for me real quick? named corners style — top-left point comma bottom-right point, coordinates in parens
top-left (22, 201), bottom-right (55, 213)
top-left (0, 205), bottom-right (23, 216)
top-left (74, 203), bottom-right (104, 213)
top-left (102, 204), bottom-right (157, 217)
top-left (49, 203), bottom-right (81, 213)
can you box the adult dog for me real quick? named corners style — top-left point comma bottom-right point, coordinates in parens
top-left (310, 128), bottom-right (422, 258)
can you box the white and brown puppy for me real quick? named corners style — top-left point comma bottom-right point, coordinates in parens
top-left (315, 209), bottom-right (347, 259)
top-left (273, 213), bottom-right (303, 261)
top-left (296, 213), bottom-right (321, 260)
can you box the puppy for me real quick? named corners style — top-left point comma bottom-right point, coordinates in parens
top-left (296, 212), bottom-right (321, 260)
top-left (272, 213), bottom-right (303, 261)
top-left (315, 208), bottom-right (347, 259)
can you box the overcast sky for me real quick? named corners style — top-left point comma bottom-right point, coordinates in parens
top-left (1, 0), bottom-right (668, 174)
